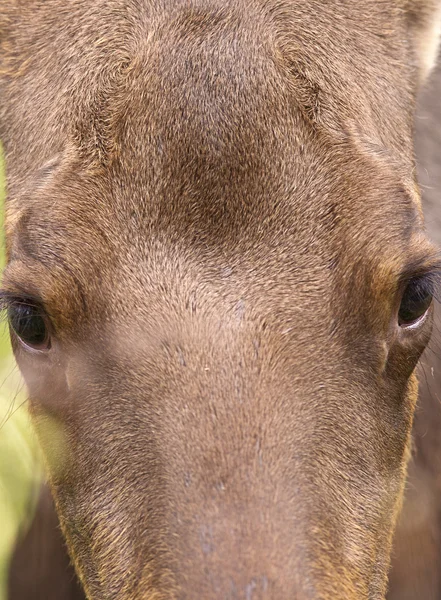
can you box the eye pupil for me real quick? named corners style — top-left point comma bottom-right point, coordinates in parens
top-left (398, 277), bottom-right (433, 327)
top-left (8, 303), bottom-right (49, 348)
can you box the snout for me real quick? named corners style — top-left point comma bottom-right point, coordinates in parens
top-left (139, 382), bottom-right (396, 600)
top-left (165, 505), bottom-right (316, 599)
top-left (39, 314), bottom-right (411, 600)
top-left (156, 476), bottom-right (380, 600)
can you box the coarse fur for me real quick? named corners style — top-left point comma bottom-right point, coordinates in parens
top-left (1, 1), bottom-right (441, 598)
top-left (387, 57), bottom-right (441, 600)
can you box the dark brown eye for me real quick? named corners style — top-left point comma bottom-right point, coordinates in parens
top-left (8, 301), bottom-right (51, 350)
top-left (398, 277), bottom-right (433, 327)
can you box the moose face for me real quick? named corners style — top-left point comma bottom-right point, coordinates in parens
top-left (1, 1), bottom-right (440, 598)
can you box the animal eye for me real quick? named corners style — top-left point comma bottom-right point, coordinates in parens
top-left (7, 300), bottom-right (51, 350)
top-left (398, 277), bottom-right (433, 328)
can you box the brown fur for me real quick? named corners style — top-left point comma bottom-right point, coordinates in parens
top-left (1, 1), bottom-right (441, 598)
top-left (387, 57), bottom-right (441, 600)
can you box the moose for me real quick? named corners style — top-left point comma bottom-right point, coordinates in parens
top-left (2, 1), bottom-right (441, 598)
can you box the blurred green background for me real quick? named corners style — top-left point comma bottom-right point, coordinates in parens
top-left (0, 149), bottom-right (43, 600)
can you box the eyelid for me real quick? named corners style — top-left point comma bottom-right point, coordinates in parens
top-left (398, 253), bottom-right (441, 289)
top-left (0, 288), bottom-right (43, 303)
top-left (401, 309), bottom-right (431, 331)
top-left (1, 292), bottom-right (55, 336)
top-left (0, 289), bottom-right (48, 315)
top-left (16, 336), bottom-right (52, 355)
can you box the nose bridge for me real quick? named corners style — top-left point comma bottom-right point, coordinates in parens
top-left (115, 305), bottom-right (391, 598)
top-left (149, 329), bottom-right (314, 596)
top-left (166, 453), bottom-right (348, 599)
top-left (168, 492), bottom-right (362, 600)
top-left (158, 326), bottom-right (308, 489)
top-left (142, 335), bottom-right (395, 600)
top-left (172, 497), bottom-right (303, 599)
top-left (153, 361), bottom-right (341, 599)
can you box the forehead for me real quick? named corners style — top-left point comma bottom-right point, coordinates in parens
top-left (4, 2), bottom-right (422, 308)
top-left (8, 137), bottom-right (420, 335)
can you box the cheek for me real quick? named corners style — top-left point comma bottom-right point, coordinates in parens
top-left (407, 372), bottom-right (419, 407)
top-left (401, 372), bottom-right (419, 473)
top-left (402, 372), bottom-right (419, 438)
top-left (31, 410), bottom-right (72, 481)
top-left (17, 357), bottom-right (75, 480)
top-left (389, 372), bottom-right (419, 523)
